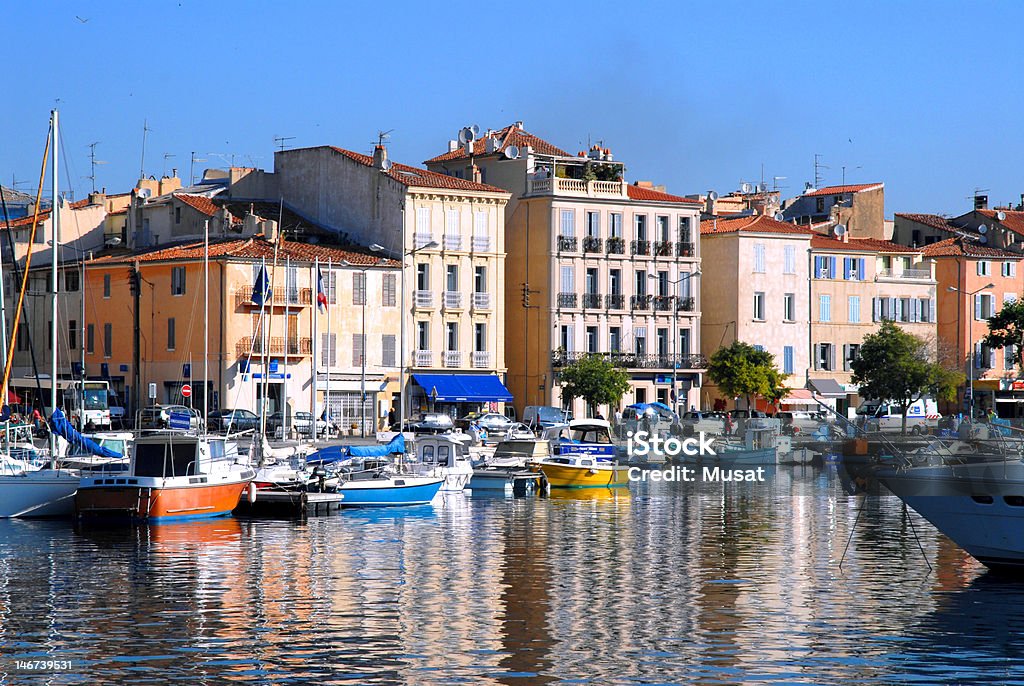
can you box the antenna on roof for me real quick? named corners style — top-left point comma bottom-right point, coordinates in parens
top-left (376, 129), bottom-right (394, 147)
top-left (274, 135), bottom-right (296, 152)
top-left (139, 118), bottom-right (152, 180)
top-left (86, 141), bottom-right (107, 193)
top-left (189, 152), bottom-right (207, 186)
top-left (162, 152), bottom-right (176, 178)
top-left (772, 176), bottom-right (787, 191)
top-left (814, 153), bottom-right (828, 189)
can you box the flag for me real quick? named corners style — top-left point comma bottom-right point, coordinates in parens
top-left (252, 266), bottom-right (271, 306)
top-left (316, 268), bottom-right (328, 312)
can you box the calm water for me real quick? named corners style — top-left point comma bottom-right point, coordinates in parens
top-left (1, 466), bottom-right (1023, 685)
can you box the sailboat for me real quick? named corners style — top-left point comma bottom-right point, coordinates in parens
top-left (0, 110), bottom-right (81, 518)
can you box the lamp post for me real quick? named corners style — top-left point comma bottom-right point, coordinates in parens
top-left (949, 282), bottom-right (994, 419)
top-left (372, 238), bottom-right (438, 435)
top-left (649, 269), bottom-right (701, 412)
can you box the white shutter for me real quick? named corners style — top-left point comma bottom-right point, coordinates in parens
top-left (474, 210), bottom-right (487, 237)
top-left (842, 344), bottom-right (850, 371)
top-left (977, 261), bottom-right (984, 276)
top-left (872, 298), bottom-right (880, 322)
top-left (813, 344), bottom-right (821, 370)
top-left (829, 344), bottom-right (836, 371)
top-left (975, 294), bottom-right (983, 320)
top-left (989, 296), bottom-right (997, 318)
top-left (560, 266), bottom-right (574, 293)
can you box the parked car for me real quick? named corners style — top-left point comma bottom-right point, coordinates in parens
top-left (727, 409), bottom-right (768, 419)
top-left (456, 412), bottom-right (514, 433)
top-left (137, 404), bottom-right (203, 431)
top-left (680, 411), bottom-right (726, 435)
top-left (776, 410), bottom-right (823, 435)
top-left (208, 408), bottom-right (259, 433)
top-left (391, 413), bottom-right (453, 434)
top-left (523, 406), bottom-right (572, 430)
top-left (856, 399), bottom-right (940, 434)
top-left (267, 411), bottom-right (331, 438)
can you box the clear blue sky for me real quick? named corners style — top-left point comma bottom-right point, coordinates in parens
top-left (3, 1), bottom-right (1022, 217)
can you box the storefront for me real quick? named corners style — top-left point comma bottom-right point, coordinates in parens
top-left (410, 373), bottom-right (513, 418)
top-left (807, 378), bottom-right (847, 414)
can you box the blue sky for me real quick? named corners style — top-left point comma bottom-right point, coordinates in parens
top-left (3, 1), bottom-right (1022, 216)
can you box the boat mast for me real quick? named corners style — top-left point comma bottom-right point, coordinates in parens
top-left (203, 219), bottom-right (209, 437)
top-left (49, 109), bottom-right (59, 458)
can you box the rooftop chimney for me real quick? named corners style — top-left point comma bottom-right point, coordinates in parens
top-left (515, 121), bottom-right (524, 130)
top-left (372, 145), bottom-right (388, 170)
top-left (975, 194), bottom-right (989, 211)
top-left (448, 140), bottom-right (458, 153)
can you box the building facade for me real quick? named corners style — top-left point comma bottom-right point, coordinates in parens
top-left (783, 183), bottom-right (886, 239)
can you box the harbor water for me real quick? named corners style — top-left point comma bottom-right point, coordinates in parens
top-left (2, 465), bottom-right (1022, 684)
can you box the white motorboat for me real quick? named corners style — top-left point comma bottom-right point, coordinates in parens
top-left (410, 434), bottom-right (473, 492)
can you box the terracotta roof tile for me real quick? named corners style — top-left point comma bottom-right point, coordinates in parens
top-left (176, 194), bottom-right (220, 217)
top-left (626, 184), bottom-right (701, 205)
top-left (921, 236), bottom-right (1021, 259)
top-left (803, 183), bottom-right (883, 197)
top-left (810, 236), bottom-right (920, 253)
top-left (894, 213), bottom-right (959, 233)
top-left (86, 237), bottom-right (401, 267)
top-left (700, 214), bottom-right (815, 236)
top-left (425, 124), bottom-right (571, 163)
top-left (3, 198), bottom-right (94, 228)
top-left (328, 147), bottom-right (509, 194)
top-left (979, 209), bottom-right (1024, 235)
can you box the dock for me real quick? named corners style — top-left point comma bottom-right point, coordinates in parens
top-left (235, 490), bottom-right (346, 517)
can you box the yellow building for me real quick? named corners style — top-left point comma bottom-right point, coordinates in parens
top-left (83, 234), bottom-right (400, 432)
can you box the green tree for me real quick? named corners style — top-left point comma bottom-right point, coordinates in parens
top-left (558, 354), bottom-right (632, 413)
top-left (707, 341), bottom-right (786, 410)
top-left (984, 298), bottom-right (1024, 372)
top-left (851, 321), bottom-right (964, 434)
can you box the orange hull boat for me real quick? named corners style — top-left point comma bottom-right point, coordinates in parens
top-left (76, 480), bottom-right (249, 522)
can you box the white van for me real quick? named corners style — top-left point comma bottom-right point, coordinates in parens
top-left (856, 398), bottom-right (940, 434)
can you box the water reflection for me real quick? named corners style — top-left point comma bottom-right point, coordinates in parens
top-left (1, 467), bottom-right (1021, 684)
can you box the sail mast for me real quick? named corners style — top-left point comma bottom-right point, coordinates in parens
top-left (49, 109), bottom-right (59, 458)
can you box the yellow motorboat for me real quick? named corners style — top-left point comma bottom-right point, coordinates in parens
top-left (531, 419), bottom-right (630, 489)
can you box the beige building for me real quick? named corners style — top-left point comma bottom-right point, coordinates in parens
top-left (425, 123), bottom-right (704, 417)
top-left (699, 215), bottom-right (814, 410)
top-left (783, 183), bottom-right (887, 239)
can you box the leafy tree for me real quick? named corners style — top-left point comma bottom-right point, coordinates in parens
top-left (558, 354), bottom-right (632, 413)
top-left (984, 299), bottom-right (1024, 372)
top-left (851, 321), bottom-right (964, 434)
top-left (707, 341), bottom-right (786, 410)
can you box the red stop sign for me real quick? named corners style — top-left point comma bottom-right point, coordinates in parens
top-left (181, 384), bottom-right (192, 398)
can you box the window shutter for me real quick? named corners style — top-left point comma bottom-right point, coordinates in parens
top-left (990, 346), bottom-right (997, 369)
top-left (829, 344), bottom-right (836, 371)
top-left (975, 294), bottom-right (982, 320)
top-left (842, 344), bottom-right (850, 371)
top-left (843, 258), bottom-right (851, 280)
top-left (873, 298), bottom-right (880, 322)
top-left (858, 258), bottom-right (865, 280)
top-left (829, 257), bottom-right (837, 278)
top-left (989, 296), bottom-right (997, 318)
top-left (977, 261), bottom-right (984, 276)
top-left (813, 344), bottom-right (821, 370)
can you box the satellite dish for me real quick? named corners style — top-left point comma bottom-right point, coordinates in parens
top-left (457, 127), bottom-right (472, 144)
top-left (756, 183), bottom-right (767, 193)
top-left (469, 124), bottom-right (480, 137)
top-left (137, 187), bottom-right (152, 199)
top-left (979, 235), bottom-right (989, 244)
top-left (503, 145), bottom-right (520, 160)
top-left (834, 224), bottom-right (847, 236)
top-left (380, 159), bottom-right (393, 172)
top-left (707, 190), bottom-right (719, 201)
top-left (741, 182), bottom-right (752, 194)
top-left (774, 212), bottom-right (785, 221)
top-left (105, 236), bottom-right (122, 247)
top-left (997, 211), bottom-right (1007, 221)
top-left (979, 223), bottom-right (988, 234)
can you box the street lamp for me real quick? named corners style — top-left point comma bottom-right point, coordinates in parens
top-left (371, 238), bottom-right (438, 435)
top-left (649, 269), bottom-right (701, 412)
top-left (949, 282), bottom-right (994, 419)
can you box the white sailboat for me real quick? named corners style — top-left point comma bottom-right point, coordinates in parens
top-left (0, 110), bottom-right (80, 518)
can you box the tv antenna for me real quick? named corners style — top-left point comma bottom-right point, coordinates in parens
top-left (376, 129), bottom-right (394, 147)
top-left (841, 165), bottom-right (862, 186)
top-left (814, 153), bottom-right (828, 189)
top-left (772, 176), bottom-right (787, 191)
top-left (162, 152), bottom-right (176, 178)
top-left (139, 119), bottom-right (152, 180)
top-left (189, 152), bottom-right (207, 186)
top-left (273, 135), bottom-right (295, 152)
top-left (86, 142), bottom-right (107, 193)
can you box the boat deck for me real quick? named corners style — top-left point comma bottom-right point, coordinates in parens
top-left (235, 490), bottom-right (346, 518)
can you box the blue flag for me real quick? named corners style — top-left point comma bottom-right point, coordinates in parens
top-left (252, 266), bottom-right (271, 306)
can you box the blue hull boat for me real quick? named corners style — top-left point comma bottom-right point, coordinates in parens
top-left (338, 475), bottom-right (444, 507)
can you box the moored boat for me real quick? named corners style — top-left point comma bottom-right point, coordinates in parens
top-left (410, 434), bottom-right (473, 492)
top-left (532, 419), bottom-right (630, 488)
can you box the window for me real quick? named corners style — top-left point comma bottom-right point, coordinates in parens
top-left (783, 293), bottom-right (795, 321)
top-left (679, 329), bottom-right (691, 356)
top-left (560, 266), bottom-right (574, 293)
top-left (445, 209), bottom-right (459, 237)
top-left (586, 211), bottom-right (600, 238)
top-left (975, 293), bottom-right (996, 320)
top-left (919, 298), bottom-right (934, 322)
top-left (843, 344), bottom-right (861, 371)
top-left (473, 266), bottom-right (486, 293)
top-left (353, 272), bottom-right (366, 305)
top-left (657, 271), bottom-right (669, 297)
top-left (634, 327), bottom-right (646, 355)
top-left (416, 321), bottom-right (430, 351)
top-left (64, 270), bottom-right (79, 292)
top-left (815, 343), bottom-right (834, 371)
top-left (753, 243), bottom-right (766, 273)
top-left (103, 273), bottom-right (111, 298)
top-left (656, 328), bottom-right (669, 356)
top-left (634, 214), bottom-right (647, 240)
top-left (610, 327), bottom-right (621, 352)
top-left (171, 266), bottom-right (186, 296)
top-left (1005, 344), bottom-right (1016, 371)
top-left (560, 209), bottom-right (575, 236)
top-left (783, 346), bottom-right (794, 375)
top-left (416, 207), bottom-right (430, 234)
top-left (975, 342), bottom-right (995, 369)
top-left (656, 216), bottom-right (670, 242)
top-left (353, 334), bottom-right (365, 366)
top-left (843, 257), bottom-right (866, 280)
top-left (174, 206), bottom-right (181, 224)
top-left (474, 211), bottom-right (487, 240)
top-left (103, 323), bottom-right (112, 358)
top-left (445, 322), bottom-right (458, 351)
top-left (474, 323), bottom-right (486, 352)
top-left (167, 317), bottom-right (175, 350)
top-left (635, 270), bottom-right (647, 296)
top-left (813, 256), bottom-right (836, 279)
top-left (610, 269), bottom-right (621, 295)
top-left (382, 335), bottom-right (396, 367)
top-left (383, 273), bottom-right (396, 306)
top-left (446, 264), bottom-right (458, 292)
top-left (816, 197), bottom-right (825, 213)
top-left (1003, 261), bottom-right (1017, 278)
top-left (416, 263), bottom-right (429, 290)
top-left (610, 213), bottom-right (622, 239)
top-left (849, 295), bottom-right (861, 323)
top-left (678, 217), bottom-right (692, 243)
top-left (87, 324), bottom-right (94, 353)
top-left (321, 333), bottom-right (337, 366)
top-left (560, 325), bottom-right (573, 352)
top-left (753, 292), bottom-right (765, 321)
top-left (324, 270), bottom-right (337, 304)
top-left (978, 260), bottom-right (991, 276)
top-left (783, 246), bottom-right (796, 274)
top-left (1005, 293), bottom-right (1018, 305)
top-left (68, 320), bottom-right (77, 350)
top-left (586, 268), bottom-right (599, 295)
top-left (819, 294), bottom-right (831, 322)
top-left (586, 326), bottom-right (599, 353)
top-left (753, 344), bottom-right (764, 352)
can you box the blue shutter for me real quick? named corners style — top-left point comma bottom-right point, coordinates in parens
top-left (857, 258), bottom-right (865, 280)
top-left (829, 257), bottom-right (837, 278)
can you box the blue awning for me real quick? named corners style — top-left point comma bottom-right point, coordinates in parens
top-left (412, 374), bottom-right (513, 402)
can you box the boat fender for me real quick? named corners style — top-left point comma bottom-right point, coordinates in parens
top-left (247, 482), bottom-right (257, 504)
top-left (588, 468), bottom-right (598, 475)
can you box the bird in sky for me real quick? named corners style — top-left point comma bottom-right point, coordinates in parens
top-left (75, 15), bottom-right (89, 23)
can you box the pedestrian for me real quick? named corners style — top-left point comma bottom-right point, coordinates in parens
top-left (724, 412), bottom-right (734, 436)
top-left (388, 406), bottom-right (398, 428)
top-left (595, 410), bottom-right (605, 420)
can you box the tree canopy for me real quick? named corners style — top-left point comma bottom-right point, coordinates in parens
top-left (984, 298), bottom-right (1024, 373)
top-left (707, 341), bottom-right (786, 408)
top-left (558, 354), bottom-right (632, 410)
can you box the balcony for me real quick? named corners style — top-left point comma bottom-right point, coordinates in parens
top-left (676, 242), bottom-right (695, 257)
top-left (876, 267), bottom-right (933, 281)
top-left (526, 177), bottom-right (628, 198)
top-left (414, 350), bottom-right (433, 367)
top-left (443, 234), bottom-right (462, 250)
top-left (414, 232), bottom-right (435, 249)
top-left (443, 291), bottom-right (463, 309)
top-left (557, 235), bottom-right (578, 252)
top-left (472, 351), bottom-right (492, 369)
top-left (606, 237), bottom-right (625, 255)
top-left (653, 295), bottom-right (674, 311)
top-left (631, 239), bottom-right (651, 256)
top-left (630, 294), bottom-right (652, 310)
top-left (472, 292), bottom-right (491, 309)
top-left (557, 292), bottom-right (578, 308)
top-left (583, 236), bottom-right (603, 253)
top-left (234, 287), bottom-right (312, 309)
top-left (443, 351), bottom-right (463, 368)
top-left (606, 293), bottom-right (625, 309)
top-left (582, 293), bottom-right (603, 309)
top-left (414, 290), bottom-right (434, 308)
top-left (235, 336), bottom-right (312, 358)
top-left (677, 296), bottom-right (696, 312)
top-left (654, 241), bottom-right (674, 257)
top-left (471, 236), bottom-right (491, 252)
top-left (551, 351), bottom-right (708, 370)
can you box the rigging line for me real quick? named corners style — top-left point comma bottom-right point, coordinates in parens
top-left (58, 125), bottom-right (79, 203)
top-left (2, 125), bottom-right (52, 403)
